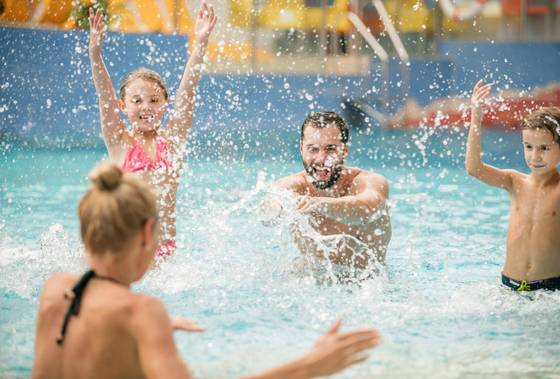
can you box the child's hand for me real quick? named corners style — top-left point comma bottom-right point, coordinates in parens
top-left (88, 8), bottom-right (106, 56)
top-left (171, 317), bottom-right (205, 332)
top-left (471, 80), bottom-right (492, 109)
top-left (194, 1), bottom-right (217, 46)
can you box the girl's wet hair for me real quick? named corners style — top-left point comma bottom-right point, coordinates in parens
top-left (300, 111), bottom-right (349, 143)
top-left (119, 67), bottom-right (168, 101)
top-left (521, 107), bottom-right (560, 143)
top-left (79, 163), bottom-right (157, 254)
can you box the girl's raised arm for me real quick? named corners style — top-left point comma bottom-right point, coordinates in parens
top-left (88, 8), bottom-right (125, 154)
top-left (165, 1), bottom-right (217, 148)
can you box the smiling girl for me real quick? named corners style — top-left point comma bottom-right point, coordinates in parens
top-left (88, 2), bottom-right (216, 257)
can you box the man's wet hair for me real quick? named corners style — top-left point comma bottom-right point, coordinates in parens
top-left (521, 107), bottom-right (560, 143)
top-left (300, 111), bottom-right (349, 144)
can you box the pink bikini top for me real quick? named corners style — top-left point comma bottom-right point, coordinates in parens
top-left (122, 137), bottom-right (172, 173)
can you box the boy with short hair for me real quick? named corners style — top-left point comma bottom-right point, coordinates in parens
top-left (466, 80), bottom-right (560, 291)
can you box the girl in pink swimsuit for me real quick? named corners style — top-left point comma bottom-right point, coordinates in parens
top-left (88, 2), bottom-right (217, 257)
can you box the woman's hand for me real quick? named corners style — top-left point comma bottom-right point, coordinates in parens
top-left (171, 317), bottom-right (205, 333)
top-left (303, 320), bottom-right (380, 377)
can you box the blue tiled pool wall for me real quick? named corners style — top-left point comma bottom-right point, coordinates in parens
top-left (1, 27), bottom-right (558, 169)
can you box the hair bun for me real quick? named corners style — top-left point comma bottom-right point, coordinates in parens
top-left (90, 163), bottom-right (123, 191)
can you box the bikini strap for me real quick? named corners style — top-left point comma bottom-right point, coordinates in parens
top-left (56, 270), bottom-right (122, 346)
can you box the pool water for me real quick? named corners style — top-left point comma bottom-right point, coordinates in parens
top-left (1, 128), bottom-right (559, 378)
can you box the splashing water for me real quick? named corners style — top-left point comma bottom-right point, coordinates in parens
top-left (2, 129), bottom-right (560, 377)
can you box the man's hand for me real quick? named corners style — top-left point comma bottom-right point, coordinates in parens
top-left (258, 199), bottom-right (284, 227)
top-left (297, 195), bottom-right (326, 215)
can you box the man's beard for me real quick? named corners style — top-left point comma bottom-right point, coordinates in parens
top-left (303, 161), bottom-right (343, 190)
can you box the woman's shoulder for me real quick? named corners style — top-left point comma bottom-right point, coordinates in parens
top-left (36, 273), bottom-right (79, 322)
top-left (129, 294), bottom-right (168, 319)
top-left (124, 294), bottom-right (172, 336)
top-left (41, 273), bottom-right (79, 299)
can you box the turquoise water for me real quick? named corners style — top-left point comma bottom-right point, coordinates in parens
top-left (1, 129), bottom-right (560, 378)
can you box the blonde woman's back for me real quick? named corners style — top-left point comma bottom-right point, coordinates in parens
top-left (31, 273), bottom-right (147, 379)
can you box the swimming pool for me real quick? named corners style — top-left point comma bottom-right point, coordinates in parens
top-left (1, 128), bottom-right (559, 378)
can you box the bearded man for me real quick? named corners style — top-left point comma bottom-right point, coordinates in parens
top-left (271, 112), bottom-right (391, 270)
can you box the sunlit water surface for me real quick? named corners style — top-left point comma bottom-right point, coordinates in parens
top-left (1, 129), bottom-right (559, 378)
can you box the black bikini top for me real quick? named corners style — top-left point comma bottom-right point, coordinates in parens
top-left (56, 270), bottom-right (123, 346)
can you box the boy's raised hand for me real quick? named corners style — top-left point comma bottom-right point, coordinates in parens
top-left (88, 8), bottom-right (106, 56)
top-left (471, 80), bottom-right (492, 109)
top-left (194, 1), bottom-right (217, 46)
